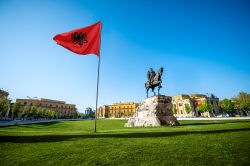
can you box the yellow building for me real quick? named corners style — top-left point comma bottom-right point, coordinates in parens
top-left (97, 102), bottom-right (139, 118)
top-left (16, 98), bottom-right (77, 118)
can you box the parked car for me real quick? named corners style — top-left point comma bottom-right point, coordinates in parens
top-left (216, 113), bottom-right (229, 117)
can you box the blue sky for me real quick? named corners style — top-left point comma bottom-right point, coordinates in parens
top-left (1, 0), bottom-right (249, 112)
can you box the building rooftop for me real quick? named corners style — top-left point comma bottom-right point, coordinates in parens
top-left (16, 98), bottom-right (76, 106)
top-left (39, 98), bottom-right (65, 104)
top-left (113, 102), bottom-right (138, 105)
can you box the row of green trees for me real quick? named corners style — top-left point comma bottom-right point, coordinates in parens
top-left (0, 100), bottom-right (64, 119)
top-left (11, 102), bottom-right (60, 119)
top-left (219, 91), bottom-right (250, 114)
top-left (196, 91), bottom-right (250, 115)
top-left (1, 98), bottom-right (81, 119)
top-left (20, 105), bottom-right (59, 119)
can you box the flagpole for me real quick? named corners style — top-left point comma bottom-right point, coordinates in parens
top-left (94, 55), bottom-right (100, 133)
top-left (94, 22), bottom-right (102, 133)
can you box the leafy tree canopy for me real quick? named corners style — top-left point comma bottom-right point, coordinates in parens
top-left (232, 91), bottom-right (250, 111)
top-left (196, 101), bottom-right (212, 113)
top-left (219, 99), bottom-right (234, 112)
top-left (0, 97), bottom-right (9, 117)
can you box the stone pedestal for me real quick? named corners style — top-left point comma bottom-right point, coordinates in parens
top-left (125, 95), bottom-right (178, 127)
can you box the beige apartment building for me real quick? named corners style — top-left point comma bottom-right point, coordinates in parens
top-left (16, 98), bottom-right (77, 118)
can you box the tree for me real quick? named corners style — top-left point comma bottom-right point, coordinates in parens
top-left (43, 109), bottom-right (49, 119)
top-left (30, 106), bottom-right (38, 118)
top-left (232, 91), bottom-right (250, 111)
top-left (46, 110), bottom-right (57, 119)
top-left (22, 106), bottom-right (31, 118)
top-left (172, 107), bottom-right (177, 114)
top-left (12, 102), bottom-right (21, 118)
top-left (85, 107), bottom-right (95, 118)
top-left (51, 110), bottom-right (57, 119)
top-left (47, 110), bottom-right (53, 119)
top-left (196, 101), bottom-right (212, 113)
top-left (0, 97), bottom-right (9, 117)
top-left (219, 99), bottom-right (234, 113)
top-left (42, 108), bottom-right (47, 118)
top-left (37, 107), bottom-right (43, 119)
top-left (54, 111), bottom-right (59, 119)
top-left (76, 111), bottom-right (80, 118)
top-left (185, 104), bottom-right (191, 114)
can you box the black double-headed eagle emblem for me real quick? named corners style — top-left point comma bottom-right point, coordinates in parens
top-left (71, 32), bottom-right (88, 46)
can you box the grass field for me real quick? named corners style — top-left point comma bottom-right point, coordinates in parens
top-left (0, 119), bottom-right (250, 166)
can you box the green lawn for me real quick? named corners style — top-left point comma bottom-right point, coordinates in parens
top-left (0, 120), bottom-right (250, 166)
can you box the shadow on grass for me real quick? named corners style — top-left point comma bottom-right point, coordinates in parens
top-left (0, 128), bottom-right (249, 143)
top-left (180, 120), bottom-right (250, 126)
top-left (0, 121), bottom-right (60, 128)
top-left (31, 121), bottom-right (60, 126)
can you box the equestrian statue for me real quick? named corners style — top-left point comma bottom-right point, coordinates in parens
top-left (145, 67), bottom-right (164, 97)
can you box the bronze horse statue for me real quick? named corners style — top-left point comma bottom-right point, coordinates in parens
top-left (145, 67), bottom-right (163, 97)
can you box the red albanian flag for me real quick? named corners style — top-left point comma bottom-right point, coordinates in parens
top-left (53, 21), bottom-right (101, 56)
